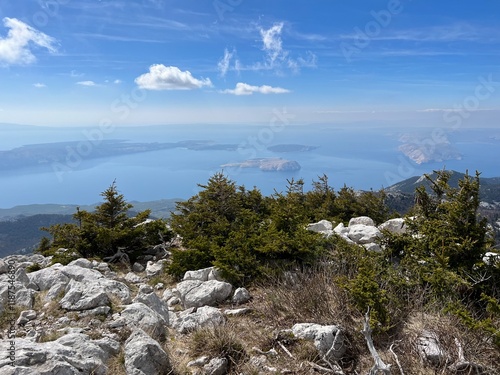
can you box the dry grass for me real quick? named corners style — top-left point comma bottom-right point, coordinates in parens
top-left (188, 324), bottom-right (247, 373)
top-left (106, 350), bottom-right (126, 375)
top-left (39, 330), bottom-right (65, 342)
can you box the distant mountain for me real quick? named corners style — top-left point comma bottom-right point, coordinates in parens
top-left (386, 170), bottom-right (500, 202)
top-left (385, 170), bottom-right (500, 243)
top-left (0, 199), bottom-right (181, 256)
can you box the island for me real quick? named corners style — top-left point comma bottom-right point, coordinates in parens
top-left (0, 139), bottom-right (242, 171)
top-left (398, 133), bottom-right (462, 164)
top-left (221, 158), bottom-right (301, 171)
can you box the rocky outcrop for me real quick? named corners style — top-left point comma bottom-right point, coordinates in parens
top-left (0, 331), bottom-right (119, 375)
top-left (124, 328), bottom-right (172, 375)
top-left (172, 306), bottom-right (226, 334)
top-left (110, 302), bottom-right (167, 341)
top-left (177, 279), bottom-right (233, 309)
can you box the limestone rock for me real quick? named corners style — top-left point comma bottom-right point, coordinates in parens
top-left (59, 279), bottom-right (110, 311)
top-left (307, 220), bottom-right (333, 234)
top-left (0, 259), bottom-right (8, 274)
top-left (348, 216), bottom-right (375, 227)
top-left (292, 323), bottom-right (346, 361)
top-left (132, 262), bottom-right (145, 273)
top-left (184, 266), bottom-right (215, 282)
top-left (174, 306), bottom-right (225, 334)
top-left (378, 218), bottom-right (407, 235)
top-left (145, 260), bottom-right (165, 277)
top-left (133, 285), bottom-right (170, 325)
top-left (363, 242), bottom-right (382, 252)
top-left (28, 266), bottom-right (70, 291)
top-left (232, 287), bottom-right (251, 305)
top-left (112, 302), bottom-right (167, 341)
top-left (182, 280), bottom-right (233, 309)
top-left (16, 310), bottom-right (37, 325)
top-left (203, 357), bottom-right (228, 375)
top-left (124, 328), bottom-right (172, 375)
top-left (417, 330), bottom-right (446, 366)
top-left (125, 272), bottom-right (143, 284)
top-left (347, 224), bottom-right (382, 244)
top-left (67, 258), bottom-right (93, 269)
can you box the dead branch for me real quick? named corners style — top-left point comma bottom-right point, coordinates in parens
top-left (361, 309), bottom-right (391, 375)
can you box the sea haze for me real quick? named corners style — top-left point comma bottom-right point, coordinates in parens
top-left (1, 123), bottom-right (499, 208)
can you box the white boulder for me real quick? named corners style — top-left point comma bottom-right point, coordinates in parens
top-left (349, 216), bottom-right (375, 227)
top-left (292, 323), bottom-right (346, 361)
top-left (347, 224), bottom-right (382, 244)
top-left (124, 328), bottom-right (172, 375)
top-left (378, 218), bottom-right (407, 235)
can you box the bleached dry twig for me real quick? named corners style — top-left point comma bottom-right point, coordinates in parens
top-left (361, 309), bottom-right (391, 375)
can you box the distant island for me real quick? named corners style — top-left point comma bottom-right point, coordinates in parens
top-left (267, 144), bottom-right (318, 153)
top-left (221, 158), bottom-right (301, 171)
top-left (0, 139), bottom-right (241, 171)
top-left (398, 133), bottom-right (462, 164)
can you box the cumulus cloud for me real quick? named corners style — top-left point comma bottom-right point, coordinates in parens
top-left (0, 17), bottom-right (57, 66)
top-left (76, 81), bottom-right (97, 86)
top-left (33, 83), bottom-right (46, 88)
top-left (221, 82), bottom-right (290, 96)
top-left (135, 64), bottom-right (212, 90)
top-left (114, 79), bottom-right (122, 84)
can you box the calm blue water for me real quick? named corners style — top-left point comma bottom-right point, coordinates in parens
top-left (0, 124), bottom-right (499, 208)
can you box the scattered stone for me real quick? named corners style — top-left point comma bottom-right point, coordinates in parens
top-left (187, 356), bottom-right (210, 367)
top-left (0, 259), bottom-right (8, 274)
top-left (378, 218), bottom-right (407, 235)
top-left (307, 220), bottom-right (333, 233)
top-left (68, 258), bottom-right (93, 269)
top-left (133, 285), bottom-right (170, 325)
top-left (174, 306), bottom-right (225, 334)
top-left (145, 260), bottom-right (165, 277)
top-left (16, 310), bottom-right (37, 325)
top-left (181, 280), bottom-right (233, 309)
top-left (125, 272), bottom-right (143, 284)
top-left (203, 357), bottom-right (228, 375)
top-left (417, 330), bottom-right (446, 366)
top-left (59, 279), bottom-right (111, 311)
top-left (347, 224), bottom-right (382, 244)
top-left (132, 262), bottom-right (145, 273)
top-left (349, 216), bottom-right (375, 227)
top-left (155, 282), bottom-right (165, 290)
top-left (232, 287), bottom-right (251, 305)
top-left (124, 328), bottom-right (172, 375)
top-left (112, 302), bottom-right (167, 341)
top-left (363, 242), bottom-right (382, 252)
top-left (225, 308), bottom-right (251, 316)
top-left (184, 266), bottom-right (215, 281)
top-left (292, 323), bottom-right (346, 361)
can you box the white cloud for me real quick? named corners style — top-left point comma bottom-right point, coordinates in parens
top-left (33, 83), bottom-right (46, 88)
top-left (260, 22), bottom-right (286, 66)
top-left (135, 64), bottom-right (212, 90)
top-left (0, 17), bottom-right (57, 66)
top-left (76, 81), bottom-right (97, 86)
top-left (256, 22), bottom-right (317, 73)
top-left (221, 82), bottom-right (290, 96)
top-left (217, 48), bottom-right (234, 77)
top-left (114, 79), bottom-right (122, 84)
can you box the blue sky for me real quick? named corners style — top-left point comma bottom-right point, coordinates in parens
top-left (0, 0), bottom-right (499, 126)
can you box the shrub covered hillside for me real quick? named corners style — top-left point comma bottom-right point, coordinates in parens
top-left (32, 170), bottom-right (500, 374)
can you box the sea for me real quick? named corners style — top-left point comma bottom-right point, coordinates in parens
top-left (1, 123), bottom-right (499, 208)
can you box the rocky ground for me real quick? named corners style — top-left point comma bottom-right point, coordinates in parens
top-left (0, 216), bottom-right (499, 374)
